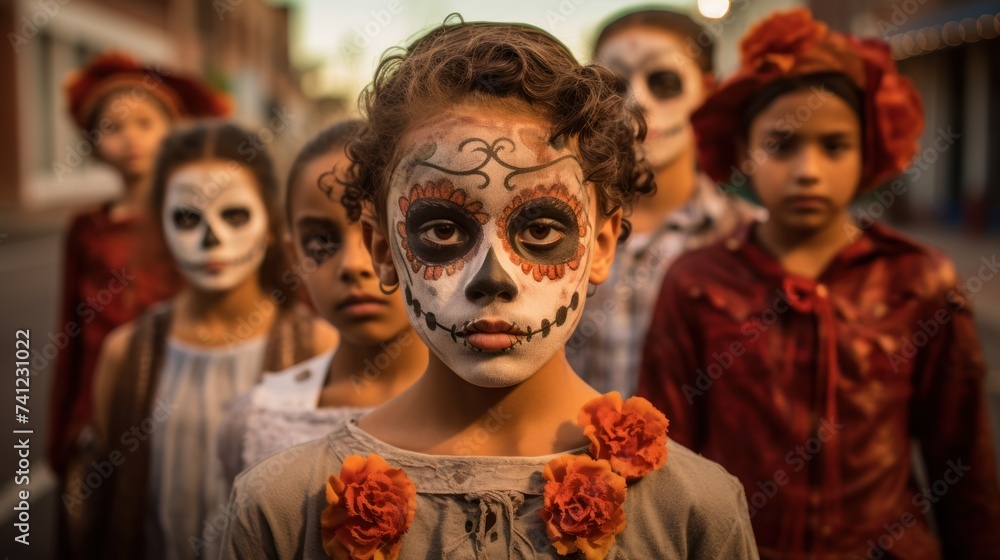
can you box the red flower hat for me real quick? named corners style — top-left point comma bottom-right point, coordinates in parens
top-left (65, 52), bottom-right (231, 130)
top-left (691, 9), bottom-right (924, 192)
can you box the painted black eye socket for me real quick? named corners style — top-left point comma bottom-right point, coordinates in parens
top-left (172, 208), bottom-right (201, 230)
top-left (647, 70), bottom-right (683, 100)
top-left (404, 198), bottom-right (482, 265)
top-left (301, 232), bottom-right (341, 264)
top-left (506, 197), bottom-right (579, 264)
top-left (220, 207), bottom-right (251, 227)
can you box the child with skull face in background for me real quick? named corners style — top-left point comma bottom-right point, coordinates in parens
top-left (51, 52), bottom-right (232, 560)
top-left (216, 120), bottom-right (427, 484)
top-left (566, 9), bottom-right (764, 397)
top-left (88, 122), bottom-right (337, 560)
top-left (220, 17), bottom-right (759, 560)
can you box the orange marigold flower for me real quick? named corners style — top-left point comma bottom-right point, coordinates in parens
top-left (540, 454), bottom-right (627, 560)
top-left (578, 392), bottom-right (669, 481)
top-left (321, 454), bottom-right (417, 560)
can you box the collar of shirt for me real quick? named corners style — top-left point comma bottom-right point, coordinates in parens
top-left (625, 174), bottom-right (726, 256)
top-left (723, 220), bottom-right (884, 283)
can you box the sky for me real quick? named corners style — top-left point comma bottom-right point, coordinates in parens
top-left (283, 0), bottom-right (696, 101)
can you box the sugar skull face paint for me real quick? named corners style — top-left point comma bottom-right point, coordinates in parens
top-left (597, 27), bottom-right (706, 169)
top-left (162, 161), bottom-right (269, 291)
top-left (386, 109), bottom-right (596, 388)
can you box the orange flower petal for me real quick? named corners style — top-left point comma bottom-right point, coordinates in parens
top-left (320, 454), bottom-right (416, 560)
top-left (540, 454), bottom-right (627, 560)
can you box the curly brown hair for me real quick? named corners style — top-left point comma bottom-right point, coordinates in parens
top-left (343, 15), bottom-right (654, 241)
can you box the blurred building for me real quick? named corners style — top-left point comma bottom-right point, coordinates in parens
top-left (0, 0), bottom-right (323, 211)
top-left (812, 0), bottom-right (1000, 233)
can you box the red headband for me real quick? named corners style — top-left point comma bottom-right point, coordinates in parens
top-left (65, 52), bottom-right (231, 130)
top-left (691, 9), bottom-right (924, 192)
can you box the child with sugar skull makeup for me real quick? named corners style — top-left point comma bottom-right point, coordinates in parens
top-left (220, 19), bottom-right (758, 560)
top-left (217, 120), bottom-right (427, 484)
top-left (638, 9), bottom-right (1000, 559)
top-left (50, 52), bottom-right (232, 559)
top-left (88, 122), bottom-right (337, 560)
top-left (566, 9), bottom-right (764, 397)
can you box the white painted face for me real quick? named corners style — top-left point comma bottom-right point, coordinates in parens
top-left (162, 160), bottom-right (269, 292)
top-left (387, 109), bottom-right (596, 388)
top-left (597, 27), bottom-right (707, 169)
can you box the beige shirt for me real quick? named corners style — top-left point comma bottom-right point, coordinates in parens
top-left (219, 417), bottom-right (759, 559)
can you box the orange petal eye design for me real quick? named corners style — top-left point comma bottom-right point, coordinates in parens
top-left (397, 179), bottom-right (489, 281)
top-left (495, 183), bottom-right (588, 282)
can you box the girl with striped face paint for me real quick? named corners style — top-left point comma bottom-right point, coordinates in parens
top-left (386, 108), bottom-right (597, 388)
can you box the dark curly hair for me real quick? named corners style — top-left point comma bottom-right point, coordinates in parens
top-left (343, 15), bottom-right (655, 242)
top-left (284, 118), bottom-right (365, 226)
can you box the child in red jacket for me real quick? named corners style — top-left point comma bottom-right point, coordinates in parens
top-left (638, 9), bottom-right (999, 560)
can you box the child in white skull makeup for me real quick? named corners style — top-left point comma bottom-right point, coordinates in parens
top-left (216, 120), bottom-right (428, 484)
top-left (89, 122), bottom-right (336, 560)
top-left (221, 19), bottom-right (758, 560)
top-left (566, 9), bottom-right (763, 397)
top-left (51, 54), bottom-right (231, 560)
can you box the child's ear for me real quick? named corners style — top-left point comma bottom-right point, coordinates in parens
top-left (361, 212), bottom-right (400, 287)
top-left (588, 208), bottom-right (622, 285)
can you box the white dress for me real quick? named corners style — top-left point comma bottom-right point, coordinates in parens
top-left (216, 349), bottom-right (370, 485)
top-left (145, 335), bottom-right (268, 560)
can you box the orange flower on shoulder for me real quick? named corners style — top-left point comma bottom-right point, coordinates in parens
top-left (740, 8), bottom-right (828, 72)
top-left (578, 392), bottom-right (669, 481)
top-left (540, 455), bottom-right (627, 560)
top-left (321, 454), bottom-right (417, 560)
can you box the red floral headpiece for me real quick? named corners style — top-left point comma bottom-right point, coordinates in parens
top-left (691, 9), bottom-right (924, 192)
top-left (64, 52), bottom-right (231, 130)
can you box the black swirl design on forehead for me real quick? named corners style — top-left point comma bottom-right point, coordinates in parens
top-left (413, 138), bottom-right (581, 190)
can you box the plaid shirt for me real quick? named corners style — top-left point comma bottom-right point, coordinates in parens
top-left (566, 176), bottom-right (762, 396)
